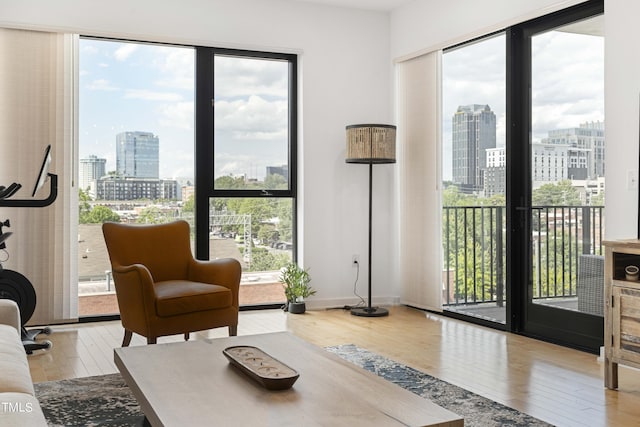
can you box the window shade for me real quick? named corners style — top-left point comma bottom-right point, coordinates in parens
top-left (0, 28), bottom-right (78, 324)
top-left (397, 51), bottom-right (443, 311)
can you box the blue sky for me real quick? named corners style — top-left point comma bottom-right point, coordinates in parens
top-left (79, 39), bottom-right (289, 183)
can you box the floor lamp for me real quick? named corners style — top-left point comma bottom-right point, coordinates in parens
top-left (345, 124), bottom-right (396, 317)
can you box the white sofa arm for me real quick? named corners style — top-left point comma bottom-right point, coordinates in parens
top-left (0, 299), bottom-right (21, 334)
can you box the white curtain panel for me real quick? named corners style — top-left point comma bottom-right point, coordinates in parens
top-left (0, 28), bottom-right (78, 324)
top-left (397, 51), bottom-right (443, 311)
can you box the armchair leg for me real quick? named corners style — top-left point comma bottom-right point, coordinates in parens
top-left (147, 337), bottom-right (157, 345)
top-left (122, 330), bottom-right (133, 347)
top-left (184, 332), bottom-right (190, 341)
top-left (229, 325), bottom-right (237, 336)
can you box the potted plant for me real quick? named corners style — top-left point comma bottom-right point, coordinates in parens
top-left (280, 262), bottom-right (316, 314)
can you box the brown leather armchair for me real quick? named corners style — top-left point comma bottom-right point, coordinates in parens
top-left (102, 220), bottom-right (241, 346)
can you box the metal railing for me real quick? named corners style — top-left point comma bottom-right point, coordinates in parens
top-left (442, 205), bottom-right (604, 307)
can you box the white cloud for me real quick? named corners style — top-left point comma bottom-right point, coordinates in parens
top-left (86, 79), bottom-right (119, 91)
top-left (81, 44), bottom-right (98, 55)
top-left (152, 46), bottom-right (195, 91)
top-left (124, 89), bottom-right (183, 102)
top-left (114, 43), bottom-right (138, 61)
top-left (214, 95), bottom-right (287, 140)
top-left (214, 56), bottom-right (288, 98)
top-left (157, 101), bottom-right (194, 130)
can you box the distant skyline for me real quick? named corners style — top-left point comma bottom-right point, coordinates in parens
top-left (79, 38), bottom-right (289, 182)
top-left (79, 39), bottom-right (195, 181)
top-left (442, 26), bottom-right (604, 181)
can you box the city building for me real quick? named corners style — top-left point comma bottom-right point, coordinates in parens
top-left (542, 121), bottom-right (605, 180)
top-left (96, 176), bottom-right (179, 201)
top-left (452, 104), bottom-right (496, 194)
top-left (78, 155), bottom-right (106, 196)
top-left (532, 143), bottom-right (570, 183)
top-left (266, 165), bottom-right (288, 180)
top-left (116, 131), bottom-right (159, 179)
top-left (483, 147), bottom-right (506, 197)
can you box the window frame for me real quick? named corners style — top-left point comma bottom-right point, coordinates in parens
top-left (194, 47), bottom-right (298, 261)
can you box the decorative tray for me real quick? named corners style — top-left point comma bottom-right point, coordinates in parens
top-left (223, 346), bottom-right (300, 390)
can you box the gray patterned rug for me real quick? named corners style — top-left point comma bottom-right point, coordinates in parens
top-left (34, 344), bottom-right (553, 426)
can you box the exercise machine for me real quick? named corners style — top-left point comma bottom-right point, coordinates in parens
top-left (0, 145), bottom-right (57, 354)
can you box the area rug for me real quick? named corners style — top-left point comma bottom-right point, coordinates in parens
top-left (34, 344), bottom-right (553, 427)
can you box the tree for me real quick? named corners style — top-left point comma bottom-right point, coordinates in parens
top-left (86, 205), bottom-right (120, 223)
top-left (215, 175), bottom-right (247, 190)
top-left (264, 173), bottom-right (287, 190)
top-left (532, 180), bottom-right (581, 206)
top-left (78, 189), bottom-right (92, 223)
top-left (183, 194), bottom-right (195, 213)
top-left (591, 190), bottom-right (605, 206)
top-left (137, 206), bottom-right (163, 224)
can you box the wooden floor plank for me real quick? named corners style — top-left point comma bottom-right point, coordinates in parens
top-left (26, 306), bottom-right (640, 426)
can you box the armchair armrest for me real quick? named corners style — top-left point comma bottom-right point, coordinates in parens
top-left (188, 258), bottom-right (242, 304)
top-left (0, 298), bottom-right (21, 334)
top-left (111, 263), bottom-right (158, 330)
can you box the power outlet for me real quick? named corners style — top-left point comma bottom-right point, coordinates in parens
top-left (352, 254), bottom-right (360, 266)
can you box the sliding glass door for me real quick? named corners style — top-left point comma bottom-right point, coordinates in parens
top-left (442, 0), bottom-right (604, 352)
top-left (514, 4), bottom-right (605, 351)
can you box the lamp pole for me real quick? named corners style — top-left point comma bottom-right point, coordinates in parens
top-left (350, 155), bottom-right (388, 317)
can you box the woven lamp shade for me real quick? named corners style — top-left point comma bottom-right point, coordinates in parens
top-left (345, 124), bottom-right (396, 164)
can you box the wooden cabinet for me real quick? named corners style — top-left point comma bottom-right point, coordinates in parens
top-left (604, 239), bottom-right (640, 389)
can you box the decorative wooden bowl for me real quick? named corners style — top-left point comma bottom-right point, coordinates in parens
top-left (223, 346), bottom-right (300, 390)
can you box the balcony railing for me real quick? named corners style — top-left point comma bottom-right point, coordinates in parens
top-left (442, 205), bottom-right (604, 307)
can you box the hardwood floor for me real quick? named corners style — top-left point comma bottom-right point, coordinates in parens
top-left (26, 305), bottom-right (640, 426)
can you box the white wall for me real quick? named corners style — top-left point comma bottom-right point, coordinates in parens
top-left (0, 0), bottom-right (397, 308)
top-left (390, 0), bottom-right (637, 241)
top-left (604, 0), bottom-right (640, 239)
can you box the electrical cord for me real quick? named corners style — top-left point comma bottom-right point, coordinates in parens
top-left (324, 261), bottom-right (367, 311)
top-left (340, 260), bottom-right (365, 311)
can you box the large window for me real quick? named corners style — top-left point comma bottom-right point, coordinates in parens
top-left (78, 40), bottom-right (297, 316)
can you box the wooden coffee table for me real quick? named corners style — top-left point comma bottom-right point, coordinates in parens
top-left (114, 332), bottom-right (463, 426)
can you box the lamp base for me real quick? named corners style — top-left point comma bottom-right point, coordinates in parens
top-left (350, 306), bottom-right (389, 317)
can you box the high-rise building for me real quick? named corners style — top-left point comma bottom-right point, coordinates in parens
top-left (79, 155), bottom-right (106, 196)
top-left (116, 131), bottom-right (159, 179)
top-left (542, 121), bottom-right (604, 180)
top-left (452, 104), bottom-right (496, 193)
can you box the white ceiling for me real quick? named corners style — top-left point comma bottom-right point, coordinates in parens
top-left (288, 0), bottom-right (413, 12)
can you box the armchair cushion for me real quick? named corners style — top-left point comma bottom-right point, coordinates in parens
top-left (155, 281), bottom-right (232, 317)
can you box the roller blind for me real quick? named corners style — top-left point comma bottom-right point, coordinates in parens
top-left (397, 51), bottom-right (443, 311)
top-left (0, 27), bottom-right (78, 324)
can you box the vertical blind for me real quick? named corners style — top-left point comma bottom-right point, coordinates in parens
top-left (0, 28), bottom-right (78, 324)
top-left (397, 51), bottom-right (443, 311)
